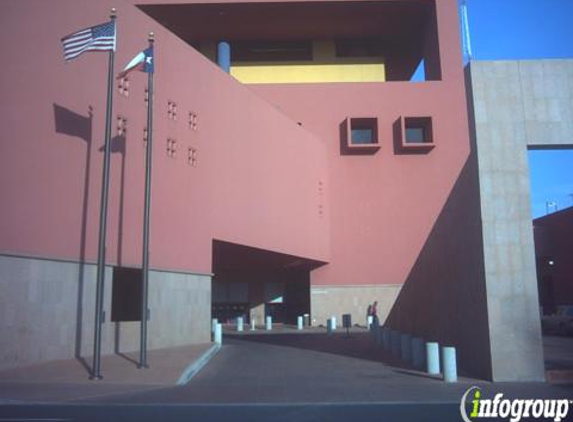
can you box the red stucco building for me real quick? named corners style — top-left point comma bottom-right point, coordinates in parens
top-left (0, 0), bottom-right (549, 382)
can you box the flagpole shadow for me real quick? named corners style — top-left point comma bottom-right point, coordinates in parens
top-left (53, 103), bottom-right (93, 375)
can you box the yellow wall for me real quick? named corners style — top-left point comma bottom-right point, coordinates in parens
top-left (230, 40), bottom-right (386, 84)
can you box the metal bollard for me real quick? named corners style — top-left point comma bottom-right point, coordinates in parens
top-left (400, 333), bottom-right (412, 362)
top-left (237, 317), bottom-right (244, 332)
top-left (266, 316), bottom-right (272, 331)
top-left (391, 330), bottom-right (401, 357)
top-left (411, 337), bottom-right (426, 369)
top-left (297, 316), bottom-right (304, 330)
top-left (426, 342), bottom-right (440, 375)
top-left (214, 323), bottom-right (222, 344)
top-left (442, 346), bottom-right (458, 382)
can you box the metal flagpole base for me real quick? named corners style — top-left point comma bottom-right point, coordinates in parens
top-left (137, 364), bottom-right (150, 369)
top-left (89, 374), bottom-right (103, 380)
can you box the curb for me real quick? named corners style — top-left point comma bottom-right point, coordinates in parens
top-left (176, 343), bottom-right (221, 386)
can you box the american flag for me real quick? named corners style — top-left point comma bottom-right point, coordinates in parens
top-left (61, 20), bottom-right (116, 62)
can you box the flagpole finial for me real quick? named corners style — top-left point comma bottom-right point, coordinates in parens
top-left (110, 8), bottom-right (117, 19)
top-left (148, 32), bottom-right (155, 43)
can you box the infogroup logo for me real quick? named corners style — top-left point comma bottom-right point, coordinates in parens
top-left (460, 387), bottom-right (571, 422)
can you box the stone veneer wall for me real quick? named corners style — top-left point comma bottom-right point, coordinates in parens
top-left (0, 254), bottom-right (211, 371)
top-left (310, 284), bottom-right (402, 327)
top-left (467, 60), bottom-right (573, 381)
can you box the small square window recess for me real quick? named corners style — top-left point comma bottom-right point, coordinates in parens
top-left (404, 117), bottom-right (433, 144)
top-left (167, 138), bottom-right (177, 157)
top-left (188, 147), bottom-right (198, 167)
top-left (341, 117), bottom-right (380, 155)
top-left (394, 116), bottom-right (435, 154)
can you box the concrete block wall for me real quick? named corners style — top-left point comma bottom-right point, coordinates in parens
top-left (0, 255), bottom-right (211, 371)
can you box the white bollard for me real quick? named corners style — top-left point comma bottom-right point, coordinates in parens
top-left (327, 318), bottom-right (333, 335)
top-left (237, 317), bottom-right (244, 332)
top-left (212, 318), bottom-right (218, 337)
top-left (442, 346), bottom-right (458, 382)
top-left (214, 323), bottom-right (222, 344)
top-left (250, 318), bottom-right (256, 331)
top-left (367, 315), bottom-right (373, 330)
top-left (297, 316), bottom-right (304, 330)
top-left (330, 316), bottom-right (337, 330)
top-left (266, 316), bottom-right (272, 331)
top-left (426, 342), bottom-right (440, 375)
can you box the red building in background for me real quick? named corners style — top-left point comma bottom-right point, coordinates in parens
top-left (534, 207), bottom-right (573, 314)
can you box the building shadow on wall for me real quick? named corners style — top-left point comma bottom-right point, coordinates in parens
top-left (383, 74), bottom-right (493, 380)
top-left (53, 103), bottom-right (93, 373)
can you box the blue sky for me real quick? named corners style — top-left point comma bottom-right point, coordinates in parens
top-left (467, 0), bottom-right (573, 218)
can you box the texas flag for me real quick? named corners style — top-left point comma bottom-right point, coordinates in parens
top-left (118, 46), bottom-right (154, 78)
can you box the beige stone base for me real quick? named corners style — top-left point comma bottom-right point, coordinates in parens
top-left (0, 254), bottom-right (211, 371)
top-left (310, 284), bottom-right (402, 327)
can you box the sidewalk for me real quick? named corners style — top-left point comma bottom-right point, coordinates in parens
top-left (0, 343), bottom-right (217, 403)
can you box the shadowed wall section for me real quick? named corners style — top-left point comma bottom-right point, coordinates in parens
top-left (384, 149), bottom-right (492, 379)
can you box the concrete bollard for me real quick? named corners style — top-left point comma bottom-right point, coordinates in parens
top-left (237, 317), bottom-right (244, 332)
top-left (212, 318), bottom-right (218, 333)
top-left (390, 330), bottom-right (401, 357)
top-left (266, 316), bottom-right (272, 331)
top-left (297, 316), bottom-right (304, 330)
top-left (376, 327), bottom-right (383, 347)
top-left (426, 342), bottom-right (440, 375)
top-left (214, 323), bottom-right (222, 344)
top-left (250, 319), bottom-right (256, 331)
top-left (367, 315), bottom-right (373, 330)
top-left (411, 337), bottom-right (426, 369)
top-left (400, 333), bottom-right (412, 362)
top-left (442, 346), bottom-right (458, 382)
top-left (382, 328), bottom-right (391, 351)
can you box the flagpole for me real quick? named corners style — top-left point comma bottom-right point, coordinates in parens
top-left (90, 8), bottom-right (116, 380)
top-left (139, 32), bottom-right (154, 369)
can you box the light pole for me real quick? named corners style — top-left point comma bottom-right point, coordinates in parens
top-left (545, 201), bottom-right (557, 215)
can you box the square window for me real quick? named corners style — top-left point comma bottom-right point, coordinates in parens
top-left (394, 116), bottom-right (435, 154)
top-left (342, 117), bottom-right (380, 154)
top-left (350, 118), bottom-right (377, 145)
top-left (404, 117), bottom-right (433, 144)
top-left (405, 127), bottom-right (425, 143)
top-left (351, 128), bottom-right (374, 145)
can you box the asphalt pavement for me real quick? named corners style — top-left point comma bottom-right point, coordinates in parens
top-left (1, 328), bottom-right (572, 421)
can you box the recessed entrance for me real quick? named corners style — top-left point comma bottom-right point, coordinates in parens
top-left (211, 240), bottom-right (325, 326)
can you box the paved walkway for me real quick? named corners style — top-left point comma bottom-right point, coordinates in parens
top-left (0, 343), bottom-right (213, 403)
top-left (93, 330), bottom-right (572, 404)
top-left (0, 330), bottom-right (572, 405)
